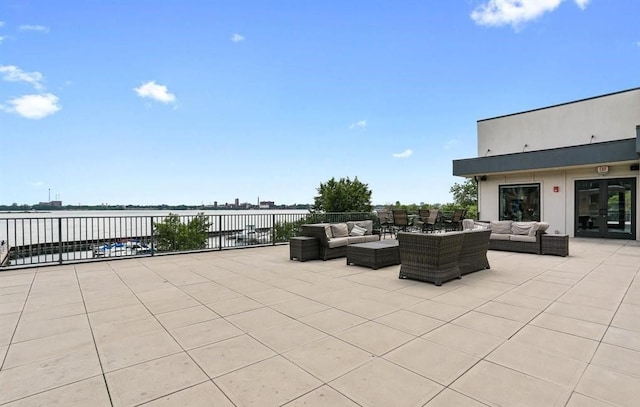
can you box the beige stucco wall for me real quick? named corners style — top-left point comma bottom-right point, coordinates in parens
top-left (478, 165), bottom-right (638, 238)
top-left (477, 89), bottom-right (640, 156)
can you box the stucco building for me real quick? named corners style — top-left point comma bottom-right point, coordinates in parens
top-left (453, 87), bottom-right (639, 240)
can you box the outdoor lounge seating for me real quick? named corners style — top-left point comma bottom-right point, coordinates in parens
top-left (443, 208), bottom-right (466, 231)
top-left (300, 220), bottom-right (379, 260)
top-left (416, 209), bottom-right (440, 233)
top-left (397, 229), bottom-right (491, 285)
top-left (464, 219), bottom-right (552, 255)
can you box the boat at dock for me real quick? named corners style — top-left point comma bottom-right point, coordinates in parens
top-left (92, 240), bottom-right (152, 258)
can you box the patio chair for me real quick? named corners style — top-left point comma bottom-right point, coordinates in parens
top-left (391, 209), bottom-right (410, 233)
top-left (444, 208), bottom-right (466, 231)
top-left (417, 209), bottom-right (440, 233)
top-left (376, 209), bottom-right (394, 238)
top-left (397, 231), bottom-right (464, 285)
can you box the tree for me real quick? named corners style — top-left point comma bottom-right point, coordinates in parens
top-left (153, 213), bottom-right (211, 252)
top-left (450, 178), bottom-right (477, 207)
top-left (312, 177), bottom-right (372, 213)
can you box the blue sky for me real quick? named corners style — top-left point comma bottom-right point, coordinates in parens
top-left (1, 0), bottom-right (638, 206)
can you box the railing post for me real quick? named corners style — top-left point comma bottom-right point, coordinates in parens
top-left (150, 216), bottom-right (155, 256)
top-left (272, 214), bottom-right (276, 246)
top-left (218, 216), bottom-right (222, 250)
top-left (58, 218), bottom-right (63, 264)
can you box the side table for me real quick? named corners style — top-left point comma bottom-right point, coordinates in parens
top-left (541, 234), bottom-right (569, 257)
top-left (289, 236), bottom-right (319, 262)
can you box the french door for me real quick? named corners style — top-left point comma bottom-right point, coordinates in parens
top-left (575, 178), bottom-right (636, 239)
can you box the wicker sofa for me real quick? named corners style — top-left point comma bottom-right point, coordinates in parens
top-left (464, 220), bottom-right (549, 254)
top-left (397, 229), bottom-right (491, 286)
top-left (300, 220), bottom-right (380, 260)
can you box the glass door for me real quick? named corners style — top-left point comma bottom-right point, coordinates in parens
top-left (575, 178), bottom-right (636, 239)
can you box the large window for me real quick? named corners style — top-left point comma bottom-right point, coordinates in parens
top-left (499, 184), bottom-right (540, 221)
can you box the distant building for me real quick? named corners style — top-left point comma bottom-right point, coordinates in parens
top-left (259, 201), bottom-right (275, 209)
top-left (38, 201), bottom-right (62, 207)
top-left (235, 198), bottom-right (240, 207)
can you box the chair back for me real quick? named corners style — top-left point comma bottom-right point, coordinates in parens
top-left (426, 208), bottom-right (439, 225)
top-left (377, 209), bottom-right (391, 224)
top-left (452, 209), bottom-right (466, 222)
top-left (392, 209), bottom-right (409, 227)
top-left (418, 210), bottom-right (430, 221)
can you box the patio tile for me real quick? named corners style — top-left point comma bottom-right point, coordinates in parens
top-left (87, 303), bottom-right (151, 326)
top-left (510, 325), bottom-right (598, 362)
top-left (0, 312), bottom-right (20, 346)
top-left (591, 342), bottom-right (640, 378)
top-left (333, 296), bottom-right (399, 319)
top-left (575, 364), bottom-right (640, 407)
top-left (248, 287), bottom-right (301, 305)
top-left (105, 352), bottom-right (208, 407)
top-left (425, 389), bottom-right (490, 407)
top-left (136, 287), bottom-right (200, 314)
top-left (95, 330), bottom-right (182, 372)
top-left (602, 326), bottom-right (640, 352)
top-left (557, 292), bottom-right (622, 312)
top-left (474, 300), bottom-right (541, 323)
top-left (225, 306), bottom-right (293, 332)
top-left (408, 299), bottom-right (470, 322)
top-left (493, 291), bottom-right (552, 310)
top-left (180, 281), bottom-right (242, 304)
top-left (155, 305), bottom-right (219, 330)
top-left (206, 296), bottom-right (263, 316)
top-left (298, 308), bottom-right (367, 334)
top-left (545, 301), bottom-right (615, 325)
top-left (430, 289), bottom-right (490, 309)
top-left (451, 361), bottom-right (572, 406)
top-left (385, 337), bottom-right (479, 385)
top-left (374, 309), bottom-right (444, 336)
top-left (251, 320), bottom-right (327, 353)
top-left (452, 311), bottom-right (524, 338)
top-left (336, 321), bottom-right (414, 356)
top-left (215, 356), bottom-right (322, 406)
top-left (11, 313), bottom-right (88, 343)
top-left (423, 323), bottom-right (504, 358)
top-left (0, 347), bottom-right (102, 405)
top-left (142, 381), bottom-right (234, 406)
top-left (330, 358), bottom-right (442, 406)
top-left (284, 336), bottom-right (373, 382)
top-left (169, 317), bottom-right (244, 350)
top-left (188, 334), bottom-right (275, 378)
top-left (486, 339), bottom-right (587, 387)
top-left (0, 375), bottom-right (111, 407)
top-left (530, 312), bottom-right (607, 341)
top-left (611, 303), bottom-right (640, 332)
top-left (3, 329), bottom-right (95, 369)
top-left (269, 297), bottom-right (331, 319)
top-left (283, 385), bottom-right (359, 407)
top-left (565, 392), bottom-right (620, 407)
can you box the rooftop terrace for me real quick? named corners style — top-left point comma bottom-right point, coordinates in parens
top-left (1, 238), bottom-right (639, 406)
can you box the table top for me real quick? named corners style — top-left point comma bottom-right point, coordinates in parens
top-left (349, 240), bottom-right (399, 249)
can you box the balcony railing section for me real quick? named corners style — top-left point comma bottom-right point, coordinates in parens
top-left (0, 211), bottom-right (375, 269)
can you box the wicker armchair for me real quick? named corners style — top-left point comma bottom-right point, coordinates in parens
top-left (458, 229), bottom-right (491, 275)
top-left (397, 232), bottom-right (464, 286)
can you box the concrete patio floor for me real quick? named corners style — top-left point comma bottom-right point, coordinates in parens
top-left (1, 237), bottom-right (639, 406)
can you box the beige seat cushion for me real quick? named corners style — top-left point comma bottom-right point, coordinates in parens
top-left (490, 220), bottom-right (512, 234)
top-left (510, 234), bottom-right (537, 242)
top-left (327, 237), bottom-right (350, 248)
top-left (490, 233), bottom-right (511, 241)
top-left (331, 223), bottom-right (349, 238)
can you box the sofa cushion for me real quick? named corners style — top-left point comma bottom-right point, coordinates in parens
top-left (510, 234), bottom-right (537, 242)
top-left (327, 237), bottom-right (350, 248)
top-left (490, 220), bottom-right (512, 234)
top-left (347, 220), bottom-right (373, 235)
top-left (349, 225), bottom-right (367, 236)
top-left (324, 225), bottom-right (333, 239)
top-left (512, 222), bottom-right (535, 235)
top-left (346, 236), bottom-right (368, 244)
top-left (490, 233), bottom-right (511, 240)
top-left (362, 235), bottom-right (380, 243)
top-left (331, 223), bottom-right (349, 238)
top-left (537, 222), bottom-right (550, 233)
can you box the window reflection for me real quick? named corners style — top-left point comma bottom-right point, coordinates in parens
top-left (499, 184), bottom-right (540, 221)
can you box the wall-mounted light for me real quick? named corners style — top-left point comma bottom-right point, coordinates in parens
top-left (484, 149), bottom-right (491, 156)
top-left (590, 135), bottom-right (595, 144)
top-left (597, 165), bottom-right (609, 175)
top-left (522, 144), bottom-right (528, 152)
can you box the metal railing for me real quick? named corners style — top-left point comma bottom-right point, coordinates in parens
top-left (0, 211), bottom-right (376, 269)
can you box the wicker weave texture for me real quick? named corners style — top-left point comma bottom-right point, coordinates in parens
top-left (541, 234), bottom-right (569, 256)
top-left (397, 232), bottom-right (464, 286)
top-left (346, 240), bottom-right (400, 269)
top-left (289, 237), bottom-right (319, 261)
top-left (459, 229), bottom-right (491, 275)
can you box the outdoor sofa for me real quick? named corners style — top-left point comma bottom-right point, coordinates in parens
top-left (300, 220), bottom-right (380, 260)
top-left (397, 229), bottom-right (491, 286)
top-left (464, 220), bottom-right (550, 255)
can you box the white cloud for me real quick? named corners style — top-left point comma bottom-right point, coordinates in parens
top-left (29, 181), bottom-right (44, 187)
top-left (0, 21), bottom-right (5, 27)
top-left (0, 36), bottom-right (5, 44)
top-left (231, 33), bottom-right (245, 43)
top-left (19, 24), bottom-right (50, 33)
top-left (471, 0), bottom-right (589, 28)
top-left (4, 93), bottom-right (61, 119)
top-left (349, 120), bottom-right (367, 129)
top-left (133, 81), bottom-right (176, 104)
top-left (0, 65), bottom-right (45, 90)
top-left (392, 149), bottom-right (413, 158)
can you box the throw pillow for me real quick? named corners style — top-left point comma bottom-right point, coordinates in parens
top-left (324, 225), bottom-right (333, 240)
top-left (490, 220), bottom-right (512, 234)
top-left (511, 222), bottom-right (533, 235)
top-left (331, 223), bottom-right (349, 238)
top-left (349, 225), bottom-right (367, 236)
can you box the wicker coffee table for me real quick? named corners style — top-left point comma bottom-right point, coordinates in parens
top-left (346, 240), bottom-right (400, 269)
top-left (541, 234), bottom-right (569, 256)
